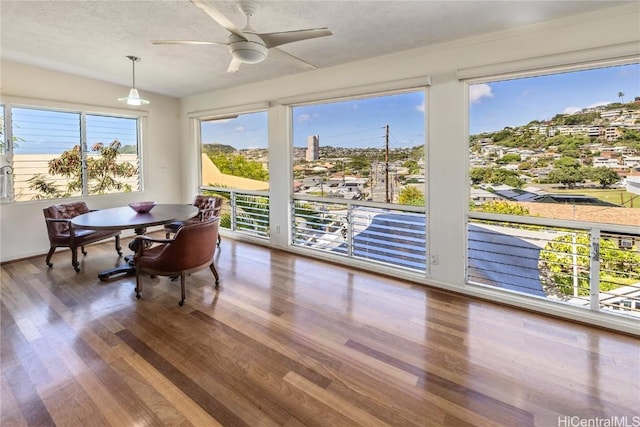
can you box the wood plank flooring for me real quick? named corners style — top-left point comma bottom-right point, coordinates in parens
top-left (1, 234), bottom-right (638, 426)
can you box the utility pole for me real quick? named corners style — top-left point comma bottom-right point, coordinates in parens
top-left (385, 124), bottom-right (390, 203)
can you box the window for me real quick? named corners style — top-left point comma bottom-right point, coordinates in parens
top-left (199, 111), bottom-right (269, 191)
top-left (3, 104), bottom-right (141, 201)
top-left (199, 110), bottom-right (269, 239)
top-left (292, 91), bottom-right (426, 205)
top-left (466, 62), bottom-right (640, 319)
top-left (290, 90), bottom-right (428, 272)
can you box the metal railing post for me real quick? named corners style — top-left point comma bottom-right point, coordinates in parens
top-left (590, 229), bottom-right (601, 312)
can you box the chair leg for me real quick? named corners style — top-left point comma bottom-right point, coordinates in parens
top-left (135, 270), bottom-right (143, 299)
top-left (217, 234), bottom-right (221, 247)
top-left (81, 245), bottom-right (87, 256)
top-left (45, 246), bottom-right (56, 267)
top-left (179, 272), bottom-right (187, 306)
top-left (114, 235), bottom-right (123, 256)
top-left (71, 247), bottom-right (80, 272)
top-left (209, 262), bottom-right (220, 287)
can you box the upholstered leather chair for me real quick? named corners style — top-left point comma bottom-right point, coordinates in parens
top-left (134, 217), bottom-right (220, 306)
top-left (164, 195), bottom-right (222, 246)
top-left (43, 201), bottom-right (122, 272)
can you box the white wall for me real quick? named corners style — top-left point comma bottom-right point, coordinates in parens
top-left (0, 61), bottom-right (182, 261)
top-left (180, 4), bottom-right (640, 333)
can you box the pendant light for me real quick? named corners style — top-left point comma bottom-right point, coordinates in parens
top-left (118, 55), bottom-right (149, 106)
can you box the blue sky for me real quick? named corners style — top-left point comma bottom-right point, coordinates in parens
top-left (470, 63), bottom-right (640, 134)
top-left (201, 63), bottom-right (639, 148)
top-left (201, 91), bottom-right (425, 150)
top-left (10, 108), bottom-right (137, 154)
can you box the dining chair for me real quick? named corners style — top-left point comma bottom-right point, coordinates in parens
top-left (134, 217), bottom-right (220, 306)
top-left (164, 195), bottom-right (223, 247)
top-left (43, 201), bottom-right (122, 272)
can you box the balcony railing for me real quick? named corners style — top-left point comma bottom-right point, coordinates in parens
top-left (468, 212), bottom-right (640, 319)
top-left (201, 187), bottom-right (639, 320)
top-left (292, 195), bottom-right (427, 272)
top-left (201, 187), bottom-right (270, 239)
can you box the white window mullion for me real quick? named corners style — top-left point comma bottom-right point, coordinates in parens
top-left (80, 112), bottom-right (88, 196)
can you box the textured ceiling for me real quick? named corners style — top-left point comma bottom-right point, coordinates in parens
top-left (0, 0), bottom-right (631, 98)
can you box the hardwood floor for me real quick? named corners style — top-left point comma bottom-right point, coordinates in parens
top-left (1, 235), bottom-right (638, 426)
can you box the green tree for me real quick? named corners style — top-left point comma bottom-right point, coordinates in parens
top-left (470, 167), bottom-right (489, 185)
top-left (498, 153), bottom-right (521, 164)
top-left (618, 91), bottom-right (624, 103)
top-left (547, 167), bottom-right (584, 188)
top-left (547, 156), bottom-right (584, 188)
top-left (487, 168), bottom-right (524, 188)
top-left (588, 167), bottom-right (620, 188)
top-left (403, 159), bottom-right (420, 175)
top-left (475, 200), bottom-right (530, 215)
top-left (27, 140), bottom-right (136, 199)
top-left (210, 153), bottom-right (269, 181)
top-left (398, 186), bottom-right (425, 206)
top-left (539, 234), bottom-right (640, 297)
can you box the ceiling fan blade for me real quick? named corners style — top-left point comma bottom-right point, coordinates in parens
top-left (268, 47), bottom-right (317, 71)
top-left (152, 40), bottom-right (227, 46)
top-left (259, 28), bottom-right (332, 49)
top-left (190, 0), bottom-right (247, 40)
top-left (227, 57), bottom-right (243, 73)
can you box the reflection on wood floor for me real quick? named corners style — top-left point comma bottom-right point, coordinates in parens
top-left (1, 234), bottom-right (638, 426)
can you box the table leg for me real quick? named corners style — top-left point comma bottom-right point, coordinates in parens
top-left (98, 227), bottom-right (147, 281)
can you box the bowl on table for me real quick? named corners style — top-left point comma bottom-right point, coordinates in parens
top-left (128, 201), bottom-right (157, 213)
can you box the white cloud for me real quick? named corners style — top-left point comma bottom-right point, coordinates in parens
top-left (469, 84), bottom-right (493, 104)
top-left (563, 101), bottom-right (611, 115)
top-left (234, 126), bottom-right (245, 132)
top-left (562, 106), bottom-right (581, 115)
top-left (298, 113), bottom-right (311, 123)
top-left (588, 101), bottom-right (611, 108)
top-left (416, 102), bottom-right (425, 112)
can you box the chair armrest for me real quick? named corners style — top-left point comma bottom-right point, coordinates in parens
top-left (45, 217), bottom-right (72, 224)
top-left (135, 235), bottom-right (174, 245)
top-left (134, 234), bottom-right (174, 256)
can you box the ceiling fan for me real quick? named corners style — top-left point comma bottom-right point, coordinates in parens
top-left (153, 0), bottom-right (332, 73)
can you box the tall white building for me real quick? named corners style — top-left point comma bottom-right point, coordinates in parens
top-left (306, 135), bottom-right (319, 161)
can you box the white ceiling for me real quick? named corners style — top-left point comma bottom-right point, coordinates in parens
top-left (0, 0), bottom-right (631, 98)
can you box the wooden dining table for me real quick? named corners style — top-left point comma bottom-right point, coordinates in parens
top-left (71, 203), bottom-right (198, 280)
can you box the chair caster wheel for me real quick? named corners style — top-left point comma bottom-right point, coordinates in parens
top-left (179, 300), bottom-right (185, 306)
top-left (136, 293), bottom-right (141, 299)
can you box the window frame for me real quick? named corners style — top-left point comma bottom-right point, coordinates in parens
top-left (288, 86), bottom-right (429, 207)
top-left (463, 57), bottom-right (640, 320)
top-left (1, 99), bottom-right (145, 202)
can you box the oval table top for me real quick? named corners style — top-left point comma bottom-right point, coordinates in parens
top-left (71, 203), bottom-right (199, 231)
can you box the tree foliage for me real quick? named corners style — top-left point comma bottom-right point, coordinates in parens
top-left (27, 140), bottom-right (136, 199)
top-left (586, 167), bottom-right (620, 188)
top-left (469, 167), bottom-right (524, 188)
top-left (539, 234), bottom-right (640, 297)
top-left (475, 200), bottom-right (530, 215)
top-left (398, 186), bottom-right (425, 206)
top-left (209, 153), bottom-right (269, 181)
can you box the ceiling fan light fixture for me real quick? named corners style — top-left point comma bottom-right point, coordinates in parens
top-left (118, 55), bottom-right (149, 106)
top-left (229, 33), bottom-right (268, 64)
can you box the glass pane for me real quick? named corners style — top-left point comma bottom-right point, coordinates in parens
top-left (200, 111), bottom-right (269, 191)
top-left (12, 107), bottom-right (80, 201)
top-left (468, 63), bottom-right (640, 228)
top-left (0, 105), bottom-right (5, 156)
top-left (86, 114), bottom-right (140, 194)
top-left (292, 91), bottom-right (425, 205)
